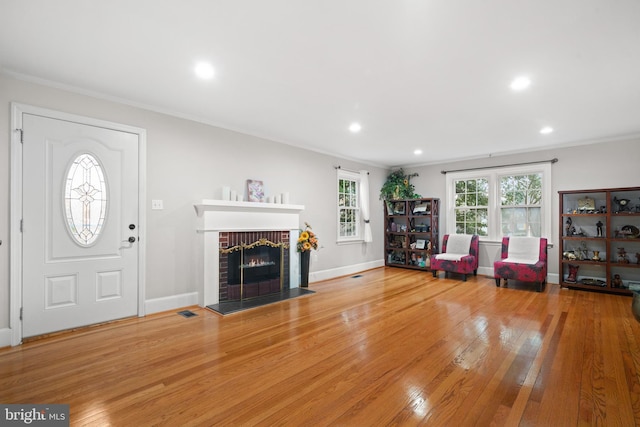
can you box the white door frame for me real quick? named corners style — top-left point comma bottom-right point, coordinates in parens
top-left (10, 102), bottom-right (147, 346)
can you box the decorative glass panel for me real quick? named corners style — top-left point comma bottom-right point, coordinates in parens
top-left (64, 154), bottom-right (107, 246)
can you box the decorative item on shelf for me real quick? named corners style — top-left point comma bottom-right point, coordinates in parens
top-left (246, 179), bottom-right (265, 202)
top-left (563, 251), bottom-right (577, 260)
top-left (596, 220), bottom-right (603, 237)
top-left (379, 168), bottom-right (421, 200)
top-left (617, 225), bottom-right (640, 239)
top-left (592, 250), bottom-right (601, 262)
top-left (579, 241), bottom-right (588, 260)
top-left (565, 217), bottom-right (576, 236)
top-left (617, 247), bottom-right (629, 264)
top-left (580, 278), bottom-right (606, 287)
top-left (392, 202), bottom-right (405, 215)
top-left (612, 274), bottom-right (623, 288)
top-left (297, 222), bottom-right (319, 288)
top-left (635, 252), bottom-right (640, 265)
top-left (415, 224), bottom-right (428, 232)
top-left (578, 197), bottom-right (596, 213)
top-left (412, 201), bottom-right (430, 215)
top-left (566, 264), bottom-right (579, 283)
top-left (614, 196), bottom-right (632, 213)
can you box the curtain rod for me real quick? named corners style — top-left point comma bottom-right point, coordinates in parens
top-left (334, 165), bottom-right (369, 175)
top-left (441, 158), bottom-right (558, 174)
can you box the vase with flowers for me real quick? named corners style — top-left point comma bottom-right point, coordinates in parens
top-left (297, 222), bottom-right (318, 287)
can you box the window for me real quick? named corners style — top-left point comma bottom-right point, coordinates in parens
top-left (337, 170), bottom-right (361, 242)
top-left (64, 153), bottom-right (108, 246)
top-left (455, 178), bottom-right (488, 236)
top-left (446, 163), bottom-right (551, 242)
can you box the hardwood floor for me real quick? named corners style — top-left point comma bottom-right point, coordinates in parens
top-left (2, 267), bottom-right (640, 426)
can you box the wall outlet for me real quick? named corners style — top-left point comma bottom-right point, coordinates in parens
top-left (151, 200), bottom-right (164, 210)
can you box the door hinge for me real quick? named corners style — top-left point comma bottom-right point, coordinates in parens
top-left (16, 128), bottom-right (23, 144)
top-left (20, 307), bottom-right (23, 321)
top-left (20, 219), bottom-right (23, 233)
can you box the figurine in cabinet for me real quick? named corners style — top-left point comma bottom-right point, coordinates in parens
top-left (566, 265), bottom-right (579, 283)
top-left (565, 217), bottom-right (573, 236)
top-left (612, 274), bottom-right (623, 288)
top-left (596, 220), bottom-right (603, 237)
top-left (635, 252), bottom-right (640, 264)
top-left (617, 247), bottom-right (629, 264)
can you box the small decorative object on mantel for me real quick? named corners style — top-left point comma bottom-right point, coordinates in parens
top-left (379, 168), bottom-right (421, 200)
top-left (246, 179), bottom-right (265, 202)
top-left (297, 222), bottom-right (319, 288)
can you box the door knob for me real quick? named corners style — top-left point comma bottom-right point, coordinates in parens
top-left (128, 236), bottom-right (136, 243)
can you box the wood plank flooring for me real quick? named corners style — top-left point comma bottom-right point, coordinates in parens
top-left (2, 267), bottom-right (640, 426)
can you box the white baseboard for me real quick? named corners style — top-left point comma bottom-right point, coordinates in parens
top-left (145, 292), bottom-right (199, 315)
top-left (0, 328), bottom-right (12, 348)
top-left (309, 259), bottom-right (386, 283)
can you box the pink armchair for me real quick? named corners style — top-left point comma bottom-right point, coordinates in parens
top-left (431, 234), bottom-right (479, 281)
top-left (494, 236), bottom-right (548, 292)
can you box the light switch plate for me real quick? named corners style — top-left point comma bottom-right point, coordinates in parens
top-left (151, 200), bottom-right (164, 210)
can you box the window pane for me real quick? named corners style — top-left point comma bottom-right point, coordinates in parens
top-left (65, 153), bottom-right (107, 246)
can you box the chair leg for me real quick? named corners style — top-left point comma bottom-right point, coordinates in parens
top-left (473, 269), bottom-right (477, 276)
top-left (463, 274), bottom-right (467, 282)
top-left (495, 278), bottom-right (501, 287)
top-left (432, 270), bottom-right (437, 278)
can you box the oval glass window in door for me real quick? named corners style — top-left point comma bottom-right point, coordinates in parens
top-left (64, 153), bottom-right (108, 246)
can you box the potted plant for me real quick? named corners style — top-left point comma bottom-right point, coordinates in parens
top-left (379, 168), bottom-right (421, 201)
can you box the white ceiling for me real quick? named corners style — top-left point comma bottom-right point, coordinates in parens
top-left (1, 0), bottom-right (639, 168)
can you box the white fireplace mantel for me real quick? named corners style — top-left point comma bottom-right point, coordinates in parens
top-left (195, 199), bottom-right (305, 217)
top-left (195, 199), bottom-right (305, 306)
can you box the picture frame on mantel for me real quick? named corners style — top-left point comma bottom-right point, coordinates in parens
top-left (246, 179), bottom-right (265, 202)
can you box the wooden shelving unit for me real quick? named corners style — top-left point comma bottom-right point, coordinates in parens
top-left (559, 186), bottom-right (640, 294)
top-left (384, 198), bottom-right (439, 270)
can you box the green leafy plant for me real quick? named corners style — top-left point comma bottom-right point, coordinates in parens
top-left (379, 168), bottom-right (421, 200)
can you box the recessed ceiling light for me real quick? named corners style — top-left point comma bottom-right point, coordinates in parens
top-left (349, 123), bottom-right (362, 133)
top-left (510, 76), bottom-right (531, 91)
top-left (194, 62), bottom-right (215, 79)
top-left (540, 126), bottom-right (554, 134)
top-left (414, 149), bottom-right (423, 155)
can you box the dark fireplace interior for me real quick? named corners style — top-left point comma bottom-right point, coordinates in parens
top-left (219, 231), bottom-right (290, 301)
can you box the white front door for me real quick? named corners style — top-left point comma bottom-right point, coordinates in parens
top-left (21, 112), bottom-right (141, 338)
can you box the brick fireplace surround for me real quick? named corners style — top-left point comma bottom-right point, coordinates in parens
top-left (218, 230), bottom-right (290, 301)
top-left (195, 200), bottom-right (305, 307)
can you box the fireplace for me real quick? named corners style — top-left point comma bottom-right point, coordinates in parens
top-left (195, 199), bottom-right (304, 307)
top-left (219, 231), bottom-right (290, 301)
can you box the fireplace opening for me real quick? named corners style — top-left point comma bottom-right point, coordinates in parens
top-left (219, 232), bottom-right (290, 302)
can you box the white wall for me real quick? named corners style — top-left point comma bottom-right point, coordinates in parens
top-left (406, 139), bottom-right (640, 281)
top-left (0, 74), bottom-right (388, 332)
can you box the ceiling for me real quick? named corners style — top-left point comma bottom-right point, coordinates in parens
top-left (1, 0), bottom-right (639, 168)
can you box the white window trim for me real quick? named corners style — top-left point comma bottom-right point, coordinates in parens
top-left (445, 163), bottom-right (552, 244)
top-left (337, 169), bottom-right (363, 243)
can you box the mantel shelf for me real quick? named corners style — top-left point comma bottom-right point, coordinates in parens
top-left (194, 199), bottom-right (305, 217)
